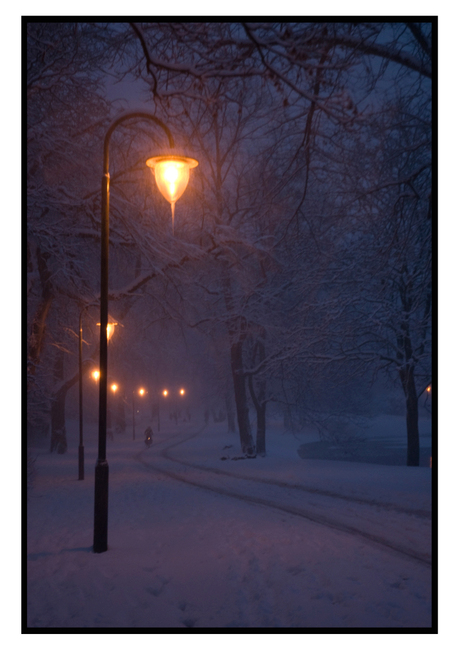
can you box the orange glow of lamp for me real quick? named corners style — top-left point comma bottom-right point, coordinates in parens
top-left (146, 155), bottom-right (198, 235)
top-left (97, 322), bottom-right (118, 341)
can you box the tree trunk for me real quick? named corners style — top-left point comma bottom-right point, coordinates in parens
top-left (115, 394), bottom-right (126, 433)
top-left (49, 353), bottom-right (88, 455)
top-left (28, 246), bottom-right (54, 384)
top-left (249, 378), bottom-right (266, 456)
top-left (50, 350), bottom-right (68, 453)
top-left (230, 338), bottom-right (255, 456)
top-left (283, 407), bottom-right (294, 432)
top-left (256, 405), bottom-right (266, 456)
top-left (50, 389), bottom-right (68, 454)
top-left (248, 337), bottom-right (267, 456)
top-left (399, 364), bottom-right (420, 466)
top-left (225, 391), bottom-right (236, 433)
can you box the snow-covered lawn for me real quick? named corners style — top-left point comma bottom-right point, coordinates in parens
top-left (25, 414), bottom-right (435, 636)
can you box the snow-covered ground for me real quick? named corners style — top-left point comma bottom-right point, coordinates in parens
top-left (24, 412), bottom-right (435, 637)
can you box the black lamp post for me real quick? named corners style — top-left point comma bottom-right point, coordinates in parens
top-left (93, 111), bottom-right (198, 553)
top-left (78, 303), bottom-right (96, 480)
top-left (157, 393), bottom-right (161, 432)
top-left (160, 388), bottom-right (169, 431)
top-left (132, 391), bottom-right (136, 441)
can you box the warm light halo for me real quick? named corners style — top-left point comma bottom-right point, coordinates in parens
top-left (146, 155), bottom-right (198, 205)
top-left (111, 383), bottom-right (118, 392)
top-left (139, 388), bottom-right (146, 396)
top-left (92, 370), bottom-right (100, 381)
top-left (163, 389), bottom-right (169, 397)
top-left (97, 321), bottom-right (118, 341)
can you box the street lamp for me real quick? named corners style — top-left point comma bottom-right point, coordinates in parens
top-left (93, 111), bottom-right (198, 554)
top-left (107, 382), bottom-right (118, 442)
top-left (97, 321), bottom-right (118, 341)
top-left (132, 387), bottom-right (147, 441)
top-left (79, 308), bottom-right (117, 481)
top-left (78, 303), bottom-right (97, 481)
top-left (157, 388), bottom-right (169, 431)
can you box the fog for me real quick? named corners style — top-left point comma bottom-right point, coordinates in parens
top-left (25, 20), bottom-right (434, 635)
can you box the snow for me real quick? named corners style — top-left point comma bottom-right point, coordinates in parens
top-left (24, 412), bottom-right (436, 639)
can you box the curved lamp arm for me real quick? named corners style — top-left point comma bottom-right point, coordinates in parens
top-left (102, 111), bottom-right (174, 175)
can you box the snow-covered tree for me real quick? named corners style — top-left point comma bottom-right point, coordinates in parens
top-left (26, 20), bottom-right (433, 466)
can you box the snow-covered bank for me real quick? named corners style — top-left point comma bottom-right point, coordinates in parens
top-left (25, 416), bottom-right (433, 633)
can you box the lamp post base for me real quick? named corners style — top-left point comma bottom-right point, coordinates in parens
top-left (78, 444), bottom-right (84, 480)
top-left (93, 460), bottom-right (109, 553)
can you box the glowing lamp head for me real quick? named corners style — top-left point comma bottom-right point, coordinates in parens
top-left (146, 155), bottom-right (198, 204)
top-left (111, 383), bottom-right (118, 392)
top-left (97, 322), bottom-right (118, 341)
top-left (163, 389), bottom-right (168, 397)
top-left (179, 388), bottom-right (185, 396)
top-left (107, 323), bottom-right (116, 340)
top-left (92, 370), bottom-right (100, 381)
top-left (139, 388), bottom-right (145, 396)
top-left (146, 155), bottom-right (198, 234)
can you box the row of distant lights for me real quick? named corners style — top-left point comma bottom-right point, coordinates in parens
top-left (104, 385), bottom-right (430, 397)
top-left (92, 369), bottom-right (431, 396)
top-left (91, 371), bottom-right (185, 396)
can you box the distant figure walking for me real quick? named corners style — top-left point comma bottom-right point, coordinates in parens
top-left (144, 426), bottom-right (153, 447)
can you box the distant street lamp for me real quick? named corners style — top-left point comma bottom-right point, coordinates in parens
top-left (93, 111), bottom-right (198, 553)
top-left (132, 387), bottom-right (147, 441)
top-left (79, 305), bottom-right (114, 480)
top-left (78, 303), bottom-right (97, 481)
top-left (156, 388), bottom-right (170, 432)
top-left (79, 313), bottom-right (117, 481)
top-left (97, 321), bottom-right (118, 341)
top-left (78, 302), bottom-right (117, 481)
top-left (107, 382), bottom-right (118, 442)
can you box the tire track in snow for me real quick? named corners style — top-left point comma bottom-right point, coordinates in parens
top-left (134, 430), bottom-right (432, 569)
top-left (164, 435), bottom-right (431, 519)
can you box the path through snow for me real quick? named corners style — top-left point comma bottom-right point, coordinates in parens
top-left (26, 418), bottom-right (432, 631)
